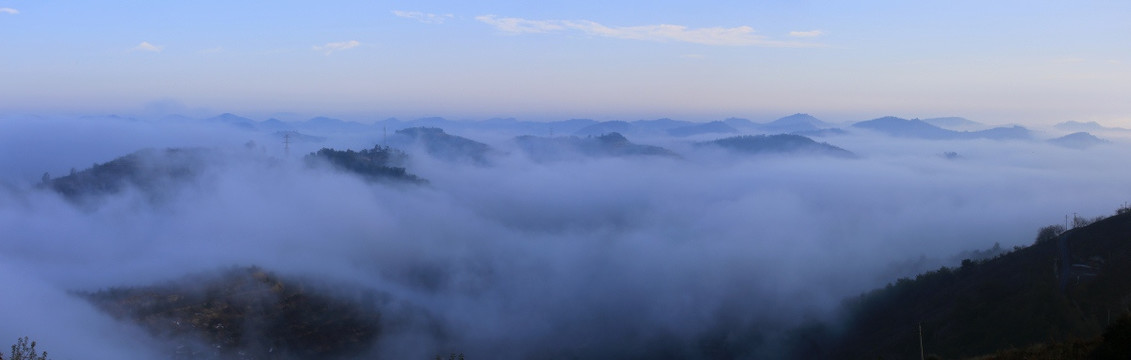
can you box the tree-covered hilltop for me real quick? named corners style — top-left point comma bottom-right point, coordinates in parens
top-left (513, 132), bottom-right (679, 162)
top-left (42, 148), bottom-right (212, 203)
top-left (304, 145), bottom-right (427, 184)
top-left (791, 205), bottom-right (1131, 359)
top-left (697, 134), bottom-right (855, 158)
top-left (80, 267), bottom-right (383, 360)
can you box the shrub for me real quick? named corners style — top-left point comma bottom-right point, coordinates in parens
top-left (5, 337), bottom-right (50, 360)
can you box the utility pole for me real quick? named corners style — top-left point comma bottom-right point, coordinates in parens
top-left (919, 323), bottom-right (925, 360)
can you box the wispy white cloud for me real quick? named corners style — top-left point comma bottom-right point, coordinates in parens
top-left (131, 41), bottom-right (163, 53)
top-left (474, 15), bottom-right (564, 33)
top-left (475, 15), bottom-right (817, 47)
top-left (392, 10), bottom-right (454, 24)
top-left (789, 30), bottom-right (824, 38)
top-left (313, 40), bottom-right (360, 55)
top-left (0, 8), bottom-right (19, 15)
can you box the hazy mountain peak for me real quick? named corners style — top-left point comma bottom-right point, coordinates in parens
top-left (760, 113), bottom-right (832, 133)
top-left (922, 116), bottom-right (983, 130)
top-left (1049, 131), bottom-right (1109, 149)
top-left (573, 120), bottom-right (635, 136)
top-left (1055, 120), bottom-right (1131, 133)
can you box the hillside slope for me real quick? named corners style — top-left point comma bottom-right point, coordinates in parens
top-left (81, 267), bottom-right (383, 359)
top-left (794, 210), bottom-right (1131, 359)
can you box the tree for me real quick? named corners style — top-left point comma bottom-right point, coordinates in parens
top-left (1035, 224), bottom-right (1066, 245)
top-left (6, 337), bottom-right (50, 360)
top-left (1117, 203), bottom-right (1131, 216)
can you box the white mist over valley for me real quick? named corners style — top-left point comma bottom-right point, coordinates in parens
top-left (2, 113), bottom-right (1130, 359)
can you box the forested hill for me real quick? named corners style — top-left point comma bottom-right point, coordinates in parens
top-left (43, 148), bottom-right (211, 202)
top-left (304, 145), bottom-right (427, 184)
top-left (792, 208), bottom-right (1131, 359)
top-left (80, 267), bottom-right (383, 359)
top-left (42, 145), bottom-right (426, 204)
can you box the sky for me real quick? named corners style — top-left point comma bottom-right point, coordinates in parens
top-left (1, 1), bottom-right (1130, 125)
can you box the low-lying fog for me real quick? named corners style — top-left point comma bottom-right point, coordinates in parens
top-left (2, 115), bottom-right (1130, 358)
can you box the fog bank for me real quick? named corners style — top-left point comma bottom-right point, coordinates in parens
top-left (2, 116), bottom-right (1131, 358)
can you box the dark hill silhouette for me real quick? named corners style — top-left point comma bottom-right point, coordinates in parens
top-left (697, 134), bottom-right (854, 158)
top-left (791, 210), bottom-right (1131, 359)
top-left (81, 267), bottom-right (382, 359)
top-left (305, 145), bottom-right (426, 184)
top-left (43, 148), bottom-right (212, 203)
top-left (514, 132), bottom-right (678, 162)
top-left (1049, 132), bottom-right (1109, 149)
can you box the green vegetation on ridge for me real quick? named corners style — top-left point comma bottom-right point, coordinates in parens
top-left (792, 204), bottom-right (1131, 359)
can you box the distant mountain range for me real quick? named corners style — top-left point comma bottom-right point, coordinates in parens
top-left (852, 116), bottom-right (1032, 140)
top-left (92, 112), bottom-right (854, 140)
top-left (69, 113), bottom-right (1130, 154)
top-left (1055, 121), bottom-right (1131, 133)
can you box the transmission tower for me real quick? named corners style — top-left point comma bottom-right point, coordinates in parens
top-left (283, 132), bottom-right (291, 156)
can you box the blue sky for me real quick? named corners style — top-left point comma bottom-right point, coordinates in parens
top-left (1, 1), bottom-right (1129, 124)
